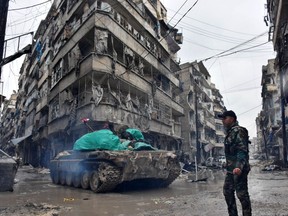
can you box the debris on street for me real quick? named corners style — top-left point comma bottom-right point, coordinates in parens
top-left (0, 202), bottom-right (71, 216)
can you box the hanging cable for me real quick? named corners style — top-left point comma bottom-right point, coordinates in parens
top-left (8, 0), bottom-right (52, 11)
top-left (208, 41), bottom-right (270, 60)
top-left (167, 0), bottom-right (189, 24)
top-left (201, 31), bottom-right (268, 61)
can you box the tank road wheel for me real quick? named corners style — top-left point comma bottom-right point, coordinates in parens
top-left (90, 171), bottom-right (101, 192)
top-left (72, 174), bottom-right (81, 188)
top-left (81, 170), bottom-right (91, 189)
top-left (51, 170), bottom-right (60, 184)
top-left (66, 172), bottom-right (73, 186)
top-left (95, 163), bottom-right (121, 193)
top-left (60, 172), bottom-right (66, 185)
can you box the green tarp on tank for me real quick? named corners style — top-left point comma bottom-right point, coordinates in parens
top-left (73, 129), bottom-right (126, 151)
top-left (125, 128), bottom-right (144, 141)
top-left (73, 129), bottom-right (156, 151)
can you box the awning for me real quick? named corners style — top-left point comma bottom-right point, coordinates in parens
top-left (10, 133), bottom-right (32, 145)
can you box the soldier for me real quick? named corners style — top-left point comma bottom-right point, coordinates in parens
top-left (218, 110), bottom-right (252, 216)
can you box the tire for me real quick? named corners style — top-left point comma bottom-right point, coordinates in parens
top-left (90, 171), bottom-right (101, 192)
top-left (81, 170), bottom-right (91, 189)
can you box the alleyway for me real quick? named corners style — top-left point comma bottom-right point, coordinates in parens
top-left (0, 160), bottom-right (288, 216)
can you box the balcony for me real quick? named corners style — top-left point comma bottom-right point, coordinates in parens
top-left (79, 54), bottom-right (184, 116)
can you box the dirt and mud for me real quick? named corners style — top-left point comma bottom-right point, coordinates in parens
top-left (1, 160), bottom-right (288, 216)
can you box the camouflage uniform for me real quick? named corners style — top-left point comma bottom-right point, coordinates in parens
top-left (223, 122), bottom-right (252, 216)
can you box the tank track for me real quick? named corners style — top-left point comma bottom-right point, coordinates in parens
top-left (95, 162), bottom-right (122, 193)
top-left (50, 150), bottom-right (181, 192)
top-left (160, 158), bottom-right (181, 187)
top-left (50, 162), bottom-right (122, 193)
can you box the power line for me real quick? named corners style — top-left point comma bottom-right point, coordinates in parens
top-left (222, 76), bottom-right (262, 92)
top-left (140, 0), bottom-right (199, 61)
top-left (172, 21), bottom-right (268, 45)
top-left (167, 0), bottom-right (189, 24)
top-left (8, 0), bottom-right (51, 11)
top-left (7, 9), bottom-right (49, 27)
top-left (212, 41), bottom-right (270, 59)
top-left (178, 38), bottom-right (272, 75)
top-left (222, 86), bottom-right (261, 94)
top-left (184, 39), bottom-right (224, 51)
top-left (238, 104), bottom-right (262, 116)
top-left (167, 8), bottom-right (257, 37)
top-left (170, 0), bottom-right (199, 31)
top-left (201, 31), bottom-right (268, 61)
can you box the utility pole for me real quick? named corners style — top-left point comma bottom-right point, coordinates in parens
top-left (0, 0), bottom-right (10, 80)
top-left (0, 0), bottom-right (9, 110)
top-left (279, 64), bottom-right (288, 165)
top-left (195, 90), bottom-right (201, 164)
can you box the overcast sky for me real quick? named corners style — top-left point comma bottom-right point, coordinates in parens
top-left (163, 0), bottom-right (275, 138)
top-left (2, 0), bottom-right (275, 138)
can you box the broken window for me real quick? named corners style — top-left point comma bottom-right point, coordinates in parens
top-left (68, 44), bottom-right (81, 71)
top-left (50, 96), bottom-right (60, 121)
top-left (188, 91), bottom-right (194, 106)
top-left (152, 99), bottom-right (171, 123)
top-left (161, 75), bottom-right (170, 94)
top-left (107, 35), bottom-right (123, 63)
top-left (25, 110), bottom-right (35, 128)
top-left (97, 1), bottom-right (102, 9)
top-left (78, 29), bottom-right (94, 56)
top-left (51, 60), bottom-right (63, 88)
top-left (62, 54), bottom-right (69, 76)
top-left (68, 0), bottom-right (78, 11)
top-left (114, 11), bottom-right (121, 23)
top-left (77, 74), bottom-right (93, 107)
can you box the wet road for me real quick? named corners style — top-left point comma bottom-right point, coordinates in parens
top-left (1, 161), bottom-right (288, 216)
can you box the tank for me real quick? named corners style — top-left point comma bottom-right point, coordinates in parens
top-left (49, 150), bottom-right (181, 193)
top-left (0, 150), bottom-right (18, 192)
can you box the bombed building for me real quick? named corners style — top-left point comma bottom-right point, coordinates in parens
top-left (8, 0), bottom-right (184, 167)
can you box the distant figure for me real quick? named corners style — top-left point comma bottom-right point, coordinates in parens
top-left (117, 126), bottom-right (155, 151)
top-left (117, 125), bottom-right (144, 141)
top-left (218, 110), bottom-right (252, 216)
top-left (102, 122), bottom-right (116, 134)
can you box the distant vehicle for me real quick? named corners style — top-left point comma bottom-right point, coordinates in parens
top-left (0, 149), bottom-right (18, 192)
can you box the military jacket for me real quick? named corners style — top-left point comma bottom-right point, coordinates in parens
top-left (224, 122), bottom-right (250, 173)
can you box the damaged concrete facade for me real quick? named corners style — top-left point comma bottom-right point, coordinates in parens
top-left (0, 93), bottom-right (17, 155)
top-left (212, 83), bottom-right (226, 156)
top-left (266, 0), bottom-right (288, 163)
top-left (177, 62), bottom-right (225, 163)
top-left (8, 0), bottom-right (185, 167)
top-left (257, 59), bottom-right (282, 160)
